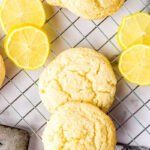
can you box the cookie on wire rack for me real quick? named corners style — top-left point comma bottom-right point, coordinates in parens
top-left (46, 0), bottom-right (124, 20)
top-left (0, 55), bottom-right (5, 88)
top-left (42, 102), bottom-right (116, 150)
top-left (39, 48), bottom-right (117, 113)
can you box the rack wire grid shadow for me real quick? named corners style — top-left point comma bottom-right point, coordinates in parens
top-left (0, 0), bottom-right (150, 150)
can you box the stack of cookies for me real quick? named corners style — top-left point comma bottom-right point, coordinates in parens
top-left (39, 48), bottom-right (117, 150)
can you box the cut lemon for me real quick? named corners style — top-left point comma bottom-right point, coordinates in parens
top-left (119, 44), bottom-right (150, 86)
top-left (5, 25), bottom-right (50, 70)
top-left (117, 12), bottom-right (150, 50)
top-left (0, 0), bottom-right (46, 34)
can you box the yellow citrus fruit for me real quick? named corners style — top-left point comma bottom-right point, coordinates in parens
top-left (5, 25), bottom-right (50, 70)
top-left (119, 44), bottom-right (150, 86)
top-left (117, 12), bottom-right (150, 50)
top-left (0, 0), bottom-right (46, 34)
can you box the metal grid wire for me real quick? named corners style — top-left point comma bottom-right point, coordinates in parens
top-left (0, 0), bottom-right (150, 149)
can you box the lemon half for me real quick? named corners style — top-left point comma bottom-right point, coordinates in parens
top-left (119, 44), bottom-right (150, 86)
top-left (117, 12), bottom-right (150, 50)
top-left (5, 25), bottom-right (50, 70)
top-left (0, 0), bottom-right (46, 34)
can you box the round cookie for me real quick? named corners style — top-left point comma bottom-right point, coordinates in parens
top-left (39, 48), bottom-right (117, 112)
top-left (46, 0), bottom-right (124, 20)
top-left (0, 55), bottom-right (5, 88)
top-left (42, 102), bottom-right (116, 150)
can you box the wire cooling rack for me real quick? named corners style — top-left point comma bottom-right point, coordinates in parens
top-left (0, 0), bottom-right (150, 150)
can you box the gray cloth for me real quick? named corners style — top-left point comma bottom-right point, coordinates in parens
top-left (0, 125), bottom-right (29, 150)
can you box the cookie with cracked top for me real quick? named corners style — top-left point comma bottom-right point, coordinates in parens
top-left (39, 47), bottom-right (117, 112)
top-left (46, 0), bottom-right (124, 20)
top-left (42, 102), bottom-right (116, 150)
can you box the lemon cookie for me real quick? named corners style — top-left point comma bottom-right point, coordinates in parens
top-left (39, 48), bottom-right (117, 112)
top-left (0, 55), bottom-right (5, 87)
top-left (46, 0), bottom-right (124, 20)
top-left (42, 102), bottom-right (116, 150)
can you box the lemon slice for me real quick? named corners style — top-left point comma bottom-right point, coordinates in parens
top-left (0, 0), bottom-right (46, 34)
top-left (119, 44), bottom-right (150, 85)
top-left (5, 25), bottom-right (50, 70)
top-left (117, 12), bottom-right (150, 50)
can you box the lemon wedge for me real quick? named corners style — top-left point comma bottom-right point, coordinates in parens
top-left (119, 44), bottom-right (150, 85)
top-left (0, 0), bottom-right (46, 34)
top-left (117, 12), bottom-right (150, 50)
top-left (5, 25), bottom-right (50, 70)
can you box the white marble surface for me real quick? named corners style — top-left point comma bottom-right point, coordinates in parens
top-left (0, 0), bottom-right (150, 149)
